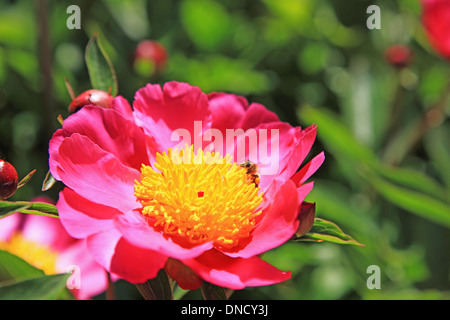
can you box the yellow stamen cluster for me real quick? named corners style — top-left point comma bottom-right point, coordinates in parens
top-left (134, 145), bottom-right (263, 250)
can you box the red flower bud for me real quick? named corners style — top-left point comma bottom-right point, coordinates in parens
top-left (68, 89), bottom-right (113, 114)
top-left (0, 159), bottom-right (19, 200)
top-left (384, 45), bottom-right (414, 69)
top-left (295, 202), bottom-right (316, 238)
top-left (133, 40), bottom-right (168, 76)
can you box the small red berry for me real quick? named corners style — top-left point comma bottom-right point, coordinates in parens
top-left (0, 159), bottom-right (19, 200)
top-left (133, 40), bottom-right (168, 76)
top-left (384, 45), bottom-right (414, 69)
top-left (68, 89), bottom-right (113, 114)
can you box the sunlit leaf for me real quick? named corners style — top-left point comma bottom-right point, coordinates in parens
top-left (0, 201), bottom-right (30, 219)
top-left (0, 273), bottom-right (70, 300)
top-left (369, 174), bottom-right (450, 229)
top-left (19, 201), bottom-right (58, 217)
top-left (17, 169), bottom-right (36, 189)
top-left (292, 218), bottom-right (364, 246)
top-left (180, 0), bottom-right (231, 51)
top-left (297, 105), bottom-right (378, 166)
top-left (42, 170), bottom-right (57, 191)
top-left (0, 200), bottom-right (58, 219)
top-left (85, 32), bottom-right (118, 96)
top-left (0, 250), bottom-right (44, 282)
top-left (373, 164), bottom-right (448, 203)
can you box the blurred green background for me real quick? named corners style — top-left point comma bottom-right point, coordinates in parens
top-left (0, 0), bottom-right (449, 299)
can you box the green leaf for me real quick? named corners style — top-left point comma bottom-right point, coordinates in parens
top-left (0, 200), bottom-right (58, 219)
top-left (373, 164), bottom-right (449, 203)
top-left (297, 105), bottom-right (378, 166)
top-left (424, 125), bottom-right (450, 191)
top-left (135, 269), bottom-right (172, 300)
top-left (84, 32), bottom-right (118, 96)
top-left (0, 273), bottom-right (70, 300)
top-left (19, 202), bottom-right (58, 217)
top-left (369, 174), bottom-right (450, 229)
top-left (201, 282), bottom-right (227, 300)
top-left (298, 105), bottom-right (450, 228)
top-left (17, 169), bottom-right (36, 189)
top-left (0, 250), bottom-right (44, 282)
top-left (180, 0), bottom-right (232, 51)
top-left (293, 218), bottom-right (364, 246)
top-left (0, 201), bottom-right (31, 219)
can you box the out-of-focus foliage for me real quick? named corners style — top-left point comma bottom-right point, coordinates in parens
top-left (0, 0), bottom-right (448, 300)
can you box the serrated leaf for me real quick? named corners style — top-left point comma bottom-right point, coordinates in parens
top-left (0, 273), bottom-right (70, 300)
top-left (85, 32), bottom-right (118, 96)
top-left (292, 218), bottom-right (364, 246)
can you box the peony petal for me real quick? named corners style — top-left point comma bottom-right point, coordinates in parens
top-left (297, 182), bottom-right (314, 204)
top-left (291, 151), bottom-right (325, 187)
top-left (20, 213), bottom-right (75, 252)
top-left (110, 237), bottom-right (167, 284)
top-left (86, 228), bottom-right (165, 284)
top-left (276, 124), bottom-right (318, 184)
top-left (111, 95), bottom-right (134, 120)
top-left (133, 81), bottom-right (212, 152)
top-left (240, 103), bottom-right (280, 131)
top-left (221, 121), bottom-right (295, 184)
top-left (208, 92), bottom-right (247, 132)
top-left (50, 106), bottom-right (150, 173)
top-left (56, 134), bottom-right (140, 214)
top-left (421, 0), bottom-right (450, 58)
top-left (48, 129), bottom-right (65, 181)
top-left (57, 188), bottom-right (119, 239)
top-left (115, 211), bottom-right (213, 260)
top-left (225, 179), bottom-right (299, 258)
top-left (0, 213), bottom-right (21, 241)
top-left (85, 228), bottom-right (122, 275)
top-left (183, 249), bottom-right (291, 290)
top-left (56, 240), bottom-right (108, 300)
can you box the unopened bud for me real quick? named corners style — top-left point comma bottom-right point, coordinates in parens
top-left (68, 89), bottom-right (113, 114)
top-left (0, 159), bottom-right (19, 200)
top-left (133, 40), bottom-right (168, 76)
top-left (295, 201), bottom-right (316, 237)
top-left (384, 45), bottom-right (414, 69)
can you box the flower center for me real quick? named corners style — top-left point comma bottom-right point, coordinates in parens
top-left (0, 233), bottom-right (58, 274)
top-left (134, 145), bottom-right (263, 250)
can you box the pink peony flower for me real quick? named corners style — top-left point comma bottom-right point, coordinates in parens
top-left (49, 81), bottom-right (324, 290)
top-left (0, 197), bottom-right (109, 299)
top-left (421, 0), bottom-right (450, 59)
